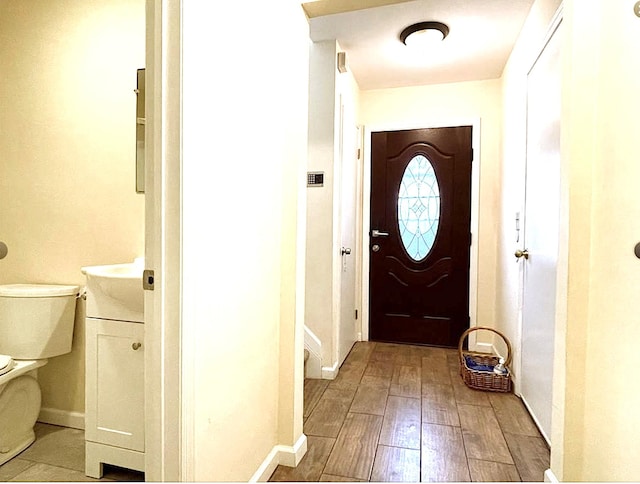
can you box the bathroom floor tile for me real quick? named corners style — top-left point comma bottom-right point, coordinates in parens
top-left (0, 458), bottom-right (36, 481)
top-left (19, 423), bottom-right (85, 472)
top-left (6, 461), bottom-right (113, 482)
top-left (0, 423), bottom-right (143, 482)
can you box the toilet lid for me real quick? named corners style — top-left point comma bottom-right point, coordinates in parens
top-left (0, 354), bottom-right (14, 376)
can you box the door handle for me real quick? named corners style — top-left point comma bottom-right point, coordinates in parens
top-left (371, 229), bottom-right (389, 237)
top-left (514, 249), bottom-right (529, 260)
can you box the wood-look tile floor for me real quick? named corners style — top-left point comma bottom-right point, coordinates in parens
top-left (270, 342), bottom-right (549, 482)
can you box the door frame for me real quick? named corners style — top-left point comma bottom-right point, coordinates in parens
top-left (145, 0), bottom-right (183, 480)
top-left (360, 119), bottom-right (481, 344)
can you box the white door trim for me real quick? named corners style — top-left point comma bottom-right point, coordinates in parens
top-left (145, 0), bottom-right (183, 481)
top-left (360, 118), bottom-right (481, 343)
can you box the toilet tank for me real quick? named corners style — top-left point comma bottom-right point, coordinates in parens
top-left (0, 284), bottom-right (80, 359)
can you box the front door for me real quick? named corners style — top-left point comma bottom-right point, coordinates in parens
top-left (369, 127), bottom-right (473, 347)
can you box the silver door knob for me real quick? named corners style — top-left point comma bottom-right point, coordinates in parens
top-left (372, 244), bottom-right (380, 252)
top-left (371, 229), bottom-right (389, 237)
top-left (514, 249), bottom-right (529, 260)
top-left (341, 247), bottom-right (351, 256)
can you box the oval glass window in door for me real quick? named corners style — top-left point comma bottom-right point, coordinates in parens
top-left (398, 154), bottom-right (440, 261)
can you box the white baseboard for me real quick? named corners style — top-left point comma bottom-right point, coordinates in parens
top-left (249, 434), bottom-right (308, 482)
top-left (544, 468), bottom-right (559, 482)
top-left (321, 362), bottom-right (338, 380)
top-left (473, 341), bottom-right (494, 354)
top-left (521, 395), bottom-right (551, 446)
top-left (38, 407), bottom-right (85, 430)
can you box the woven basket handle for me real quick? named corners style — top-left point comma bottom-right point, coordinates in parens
top-left (458, 326), bottom-right (512, 367)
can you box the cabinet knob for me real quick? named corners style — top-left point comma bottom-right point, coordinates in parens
top-left (132, 342), bottom-right (142, 351)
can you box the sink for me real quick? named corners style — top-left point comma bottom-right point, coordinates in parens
top-left (81, 259), bottom-right (144, 323)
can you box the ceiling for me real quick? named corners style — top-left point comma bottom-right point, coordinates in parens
top-left (304, 0), bottom-right (536, 90)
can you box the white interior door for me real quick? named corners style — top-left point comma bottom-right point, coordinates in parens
top-left (520, 20), bottom-right (562, 443)
top-left (338, 99), bottom-right (357, 365)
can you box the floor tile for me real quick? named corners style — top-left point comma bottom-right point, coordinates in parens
top-left (389, 365), bottom-right (421, 399)
top-left (422, 383), bottom-right (460, 427)
top-left (368, 353), bottom-right (396, 366)
top-left (421, 423), bottom-right (470, 482)
top-left (446, 350), bottom-right (461, 371)
top-left (345, 342), bottom-right (375, 364)
top-left (504, 432), bottom-right (550, 482)
top-left (370, 445), bottom-right (420, 482)
top-left (319, 474), bottom-right (365, 481)
top-left (449, 369), bottom-right (491, 407)
top-left (304, 387), bottom-right (355, 438)
top-left (323, 413), bottom-right (383, 480)
top-left (304, 379), bottom-right (329, 418)
top-left (19, 423), bottom-right (85, 472)
top-left (359, 373), bottom-right (392, 389)
top-left (350, 384), bottom-right (388, 415)
top-left (269, 436), bottom-right (335, 482)
top-left (489, 393), bottom-right (541, 436)
top-left (379, 396), bottom-right (421, 450)
top-left (0, 458), bottom-right (36, 481)
top-left (7, 461), bottom-right (111, 482)
top-left (328, 361), bottom-right (366, 391)
top-left (458, 404), bottom-right (514, 465)
top-left (364, 360), bottom-right (394, 378)
top-left (393, 351), bottom-right (422, 367)
top-left (467, 459), bottom-right (521, 482)
top-left (421, 355), bottom-right (452, 385)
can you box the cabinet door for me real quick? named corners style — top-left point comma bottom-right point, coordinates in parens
top-left (85, 318), bottom-right (145, 452)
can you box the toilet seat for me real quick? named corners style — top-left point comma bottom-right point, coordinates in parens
top-left (0, 354), bottom-right (14, 377)
top-left (0, 359), bottom-right (45, 387)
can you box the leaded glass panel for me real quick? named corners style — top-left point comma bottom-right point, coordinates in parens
top-left (398, 154), bottom-right (440, 261)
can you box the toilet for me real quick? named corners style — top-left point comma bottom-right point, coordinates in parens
top-left (0, 283), bottom-right (79, 466)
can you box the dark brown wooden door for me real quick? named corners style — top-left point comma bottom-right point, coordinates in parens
top-left (369, 126), bottom-right (472, 347)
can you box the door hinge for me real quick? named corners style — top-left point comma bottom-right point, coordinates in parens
top-left (470, 148), bottom-right (474, 161)
top-left (355, 309), bottom-right (358, 320)
top-left (357, 148), bottom-right (361, 159)
top-left (143, 269), bottom-right (155, 291)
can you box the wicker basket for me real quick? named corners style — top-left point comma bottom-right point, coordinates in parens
top-left (458, 326), bottom-right (512, 393)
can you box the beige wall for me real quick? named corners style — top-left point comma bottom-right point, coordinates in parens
top-left (0, 0), bottom-right (145, 416)
top-left (359, 79), bottom-right (502, 338)
top-left (558, 0), bottom-right (640, 480)
top-left (181, 0), bottom-right (308, 480)
top-left (306, 40), bottom-right (339, 365)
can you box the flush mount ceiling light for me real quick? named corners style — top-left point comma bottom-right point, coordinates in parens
top-left (400, 21), bottom-right (450, 48)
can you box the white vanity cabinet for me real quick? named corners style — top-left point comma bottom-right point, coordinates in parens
top-left (85, 317), bottom-right (145, 478)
